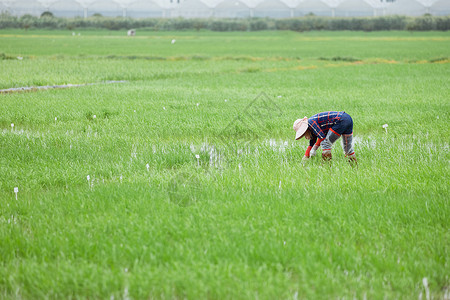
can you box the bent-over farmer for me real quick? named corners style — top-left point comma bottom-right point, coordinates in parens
top-left (293, 111), bottom-right (357, 163)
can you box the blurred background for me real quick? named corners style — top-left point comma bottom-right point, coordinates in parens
top-left (1, 0), bottom-right (449, 19)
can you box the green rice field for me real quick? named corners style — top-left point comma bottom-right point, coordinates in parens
top-left (0, 29), bottom-right (449, 299)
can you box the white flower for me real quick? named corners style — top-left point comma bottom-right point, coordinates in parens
top-left (11, 123), bottom-right (14, 128)
top-left (14, 187), bottom-right (18, 193)
top-left (163, 107), bottom-right (166, 110)
top-left (17, 57), bottom-right (23, 60)
top-left (277, 95), bottom-right (282, 98)
top-left (93, 115), bottom-right (96, 119)
top-left (171, 39), bottom-right (176, 44)
top-left (87, 175), bottom-right (90, 181)
top-left (55, 117), bottom-right (57, 121)
top-left (196, 103), bottom-right (199, 107)
top-left (195, 154), bottom-right (200, 159)
top-left (382, 124), bottom-right (388, 129)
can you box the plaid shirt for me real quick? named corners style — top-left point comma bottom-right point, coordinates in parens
top-left (308, 111), bottom-right (344, 139)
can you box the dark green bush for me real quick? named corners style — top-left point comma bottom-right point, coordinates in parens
top-left (435, 17), bottom-right (450, 30)
top-left (0, 52), bottom-right (16, 60)
top-left (0, 12), bottom-right (19, 28)
top-left (40, 11), bottom-right (54, 18)
top-left (209, 19), bottom-right (249, 31)
top-left (249, 19), bottom-right (269, 31)
top-left (406, 15), bottom-right (436, 31)
top-left (209, 20), bottom-right (225, 31)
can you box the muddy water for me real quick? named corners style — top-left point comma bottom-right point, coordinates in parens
top-left (0, 80), bottom-right (127, 94)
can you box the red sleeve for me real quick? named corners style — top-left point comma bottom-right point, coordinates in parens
top-left (315, 138), bottom-right (325, 147)
top-left (304, 146), bottom-right (312, 157)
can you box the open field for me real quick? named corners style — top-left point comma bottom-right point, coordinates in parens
top-left (0, 30), bottom-right (449, 299)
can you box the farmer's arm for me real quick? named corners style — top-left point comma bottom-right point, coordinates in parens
top-left (304, 146), bottom-right (312, 158)
top-left (313, 138), bottom-right (325, 147)
top-left (309, 136), bottom-right (317, 147)
top-left (307, 135), bottom-right (325, 158)
top-left (304, 135), bottom-right (317, 158)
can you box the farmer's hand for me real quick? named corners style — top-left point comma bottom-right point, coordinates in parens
top-left (310, 145), bottom-right (319, 157)
top-left (322, 150), bottom-right (332, 161)
top-left (347, 154), bottom-right (357, 167)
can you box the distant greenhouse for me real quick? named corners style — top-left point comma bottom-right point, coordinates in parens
top-left (1, 0), bottom-right (449, 18)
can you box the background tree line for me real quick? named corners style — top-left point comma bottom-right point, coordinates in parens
top-left (1, 12), bottom-right (449, 31)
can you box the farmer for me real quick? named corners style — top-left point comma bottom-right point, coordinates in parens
top-left (293, 111), bottom-right (356, 163)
